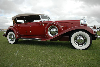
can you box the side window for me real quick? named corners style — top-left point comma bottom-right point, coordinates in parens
top-left (34, 20), bottom-right (41, 22)
top-left (17, 20), bottom-right (24, 24)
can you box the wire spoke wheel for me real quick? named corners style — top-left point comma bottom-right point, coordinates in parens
top-left (9, 34), bottom-right (15, 41)
top-left (48, 25), bottom-right (58, 37)
top-left (7, 32), bottom-right (18, 44)
top-left (70, 31), bottom-right (92, 50)
top-left (74, 34), bottom-right (87, 47)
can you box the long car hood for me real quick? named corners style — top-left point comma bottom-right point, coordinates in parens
top-left (55, 20), bottom-right (81, 28)
top-left (55, 20), bottom-right (80, 23)
top-left (43, 20), bottom-right (80, 26)
top-left (43, 20), bottom-right (80, 23)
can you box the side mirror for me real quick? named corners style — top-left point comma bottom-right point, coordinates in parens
top-left (40, 21), bottom-right (43, 25)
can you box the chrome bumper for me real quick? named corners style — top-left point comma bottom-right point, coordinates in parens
top-left (3, 32), bottom-right (6, 37)
top-left (95, 34), bottom-right (100, 38)
top-left (97, 36), bottom-right (100, 38)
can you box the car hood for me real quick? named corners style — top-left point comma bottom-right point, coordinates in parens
top-left (43, 20), bottom-right (80, 23)
top-left (55, 20), bottom-right (80, 23)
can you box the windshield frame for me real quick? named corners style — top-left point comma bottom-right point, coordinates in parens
top-left (39, 15), bottom-right (50, 21)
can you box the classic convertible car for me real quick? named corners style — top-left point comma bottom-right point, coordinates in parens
top-left (3, 13), bottom-right (98, 50)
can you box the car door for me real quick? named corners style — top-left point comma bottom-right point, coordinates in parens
top-left (30, 22), bottom-right (45, 36)
top-left (16, 21), bottom-right (31, 36)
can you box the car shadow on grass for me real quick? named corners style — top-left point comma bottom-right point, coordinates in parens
top-left (17, 40), bottom-right (74, 49)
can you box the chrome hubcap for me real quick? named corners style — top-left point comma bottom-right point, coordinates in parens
top-left (9, 34), bottom-right (15, 41)
top-left (48, 25), bottom-right (58, 37)
top-left (74, 34), bottom-right (87, 47)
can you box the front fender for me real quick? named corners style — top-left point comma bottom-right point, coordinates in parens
top-left (66, 26), bottom-right (94, 35)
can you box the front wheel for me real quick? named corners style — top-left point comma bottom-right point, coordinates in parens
top-left (7, 32), bottom-right (18, 44)
top-left (70, 31), bottom-right (92, 50)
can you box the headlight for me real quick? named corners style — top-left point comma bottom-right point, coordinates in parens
top-left (80, 19), bottom-right (87, 24)
top-left (80, 17), bottom-right (87, 25)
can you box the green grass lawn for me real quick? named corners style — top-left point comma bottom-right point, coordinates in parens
top-left (0, 31), bottom-right (100, 67)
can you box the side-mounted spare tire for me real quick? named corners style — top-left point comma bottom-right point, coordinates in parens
top-left (45, 23), bottom-right (62, 38)
top-left (70, 31), bottom-right (92, 50)
top-left (7, 32), bottom-right (18, 44)
top-left (48, 25), bottom-right (58, 37)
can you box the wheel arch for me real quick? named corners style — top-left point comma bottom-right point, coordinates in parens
top-left (5, 29), bottom-right (14, 37)
top-left (70, 30), bottom-right (92, 50)
top-left (5, 28), bottom-right (17, 37)
top-left (7, 30), bottom-right (18, 44)
top-left (64, 29), bottom-right (94, 40)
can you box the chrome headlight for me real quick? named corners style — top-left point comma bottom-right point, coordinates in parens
top-left (80, 17), bottom-right (87, 25)
top-left (80, 19), bottom-right (87, 24)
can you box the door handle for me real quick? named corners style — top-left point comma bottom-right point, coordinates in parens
top-left (18, 24), bottom-right (20, 26)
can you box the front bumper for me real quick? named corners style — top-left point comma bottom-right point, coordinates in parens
top-left (93, 34), bottom-right (100, 40)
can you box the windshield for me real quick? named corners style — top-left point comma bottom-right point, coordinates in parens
top-left (40, 15), bottom-right (50, 21)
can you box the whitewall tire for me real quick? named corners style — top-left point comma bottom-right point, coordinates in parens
top-left (7, 32), bottom-right (18, 44)
top-left (70, 31), bottom-right (92, 50)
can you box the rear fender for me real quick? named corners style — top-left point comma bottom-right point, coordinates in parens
top-left (5, 27), bottom-right (19, 39)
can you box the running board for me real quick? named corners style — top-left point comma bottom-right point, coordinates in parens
top-left (18, 38), bottom-right (41, 41)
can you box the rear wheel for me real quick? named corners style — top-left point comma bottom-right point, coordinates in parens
top-left (7, 32), bottom-right (18, 44)
top-left (70, 31), bottom-right (92, 50)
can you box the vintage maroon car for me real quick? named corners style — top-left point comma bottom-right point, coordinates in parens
top-left (3, 13), bottom-right (98, 50)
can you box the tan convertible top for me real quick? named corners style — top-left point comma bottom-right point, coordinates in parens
top-left (12, 13), bottom-right (44, 20)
